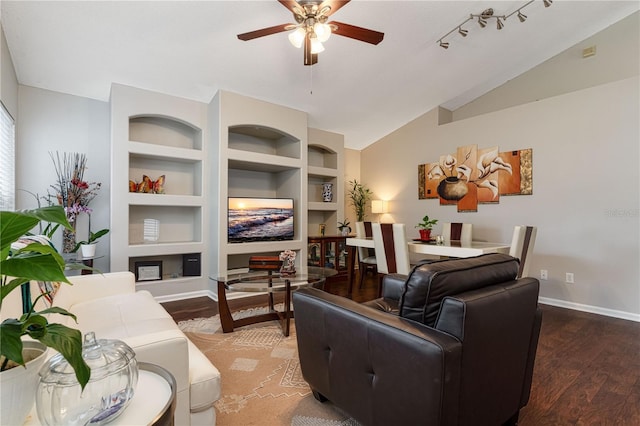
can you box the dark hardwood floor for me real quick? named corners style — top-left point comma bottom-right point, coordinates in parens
top-left (162, 272), bottom-right (640, 425)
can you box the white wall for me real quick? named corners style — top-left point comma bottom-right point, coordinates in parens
top-left (16, 86), bottom-right (111, 272)
top-left (453, 11), bottom-right (640, 121)
top-left (361, 76), bottom-right (640, 320)
top-left (1, 23), bottom-right (18, 118)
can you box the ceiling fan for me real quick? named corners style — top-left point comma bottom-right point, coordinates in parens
top-left (237, 0), bottom-right (384, 66)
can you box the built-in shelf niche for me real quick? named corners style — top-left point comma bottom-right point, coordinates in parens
top-left (228, 125), bottom-right (300, 159)
top-left (129, 116), bottom-right (202, 150)
top-left (308, 210), bottom-right (338, 236)
top-left (129, 154), bottom-right (203, 196)
top-left (308, 144), bottom-right (337, 169)
top-left (128, 253), bottom-right (201, 281)
top-left (129, 205), bottom-right (202, 245)
top-left (308, 175), bottom-right (337, 204)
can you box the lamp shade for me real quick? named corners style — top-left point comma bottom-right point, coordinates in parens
top-left (371, 200), bottom-right (388, 214)
top-left (288, 27), bottom-right (305, 48)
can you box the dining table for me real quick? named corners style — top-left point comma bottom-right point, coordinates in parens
top-left (345, 237), bottom-right (510, 298)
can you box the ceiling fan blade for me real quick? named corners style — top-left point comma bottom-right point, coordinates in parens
top-left (278, 0), bottom-right (303, 14)
top-left (237, 24), bottom-right (291, 41)
top-left (318, 0), bottom-right (350, 17)
top-left (328, 21), bottom-right (384, 45)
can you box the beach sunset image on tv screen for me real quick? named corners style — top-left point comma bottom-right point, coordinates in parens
top-left (228, 197), bottom-right (294, 243)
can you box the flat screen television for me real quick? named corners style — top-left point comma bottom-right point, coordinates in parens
top-left (228, 197), bottom-right (294, 243)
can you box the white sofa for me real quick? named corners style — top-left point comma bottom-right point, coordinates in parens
top-left (3, 272), bottom-right (221, 425)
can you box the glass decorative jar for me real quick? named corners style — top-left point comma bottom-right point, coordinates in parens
top-left (36, 332), bottom-right (138, 426)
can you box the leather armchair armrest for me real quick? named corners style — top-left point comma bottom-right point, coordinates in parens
top-left (381, 273), bottom-right (406, 300)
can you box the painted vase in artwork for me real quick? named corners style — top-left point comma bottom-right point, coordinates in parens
top-left (437, 177), bottom-right (468, 201)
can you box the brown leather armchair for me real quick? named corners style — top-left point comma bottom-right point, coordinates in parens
top-left (293, 253), bottom-right (542, 426)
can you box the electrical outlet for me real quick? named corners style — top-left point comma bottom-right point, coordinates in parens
top-left (566, 272), bottom-right (575, 284)
top-left (540, 269), bottom-right (548, 280)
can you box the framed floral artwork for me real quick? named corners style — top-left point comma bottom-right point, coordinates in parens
top-left (418, 146), bottom-right (532, 212)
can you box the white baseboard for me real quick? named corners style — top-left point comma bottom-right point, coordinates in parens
top-left (539, 297), bottom-right (640, 323)
top-left (155, 290), bottom-right (216, 304)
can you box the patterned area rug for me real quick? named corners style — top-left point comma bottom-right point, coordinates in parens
top-left (179, 309), bottom-right (360, 426)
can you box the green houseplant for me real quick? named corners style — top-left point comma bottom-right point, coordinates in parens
top-left (338, 219), bottom-right (351, 236)
top-left (72, 227), bottom-right (109, 257)
top-left (347, 179), bottom-right (373, 222)
top-left (415, 214), bottom-right (438, 241)
top-left (1, 206), bottom-right (90, 388)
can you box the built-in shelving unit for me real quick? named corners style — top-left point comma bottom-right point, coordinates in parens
top-left (307, 128), bottom-right (344, 236)
top-left (208, 91), bottom-right (309, 298)
top-left (110, 84), bottom-right (208, 298)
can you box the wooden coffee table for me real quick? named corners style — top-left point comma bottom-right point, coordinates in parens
top-left (213, 267), bottom-right (336, 336)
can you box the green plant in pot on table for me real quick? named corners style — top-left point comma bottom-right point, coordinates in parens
top-left (416, 214), bottom-right (438, 241)
top-left (72, 227), bottom-right (109, 258)
top-left (338, 219), bottom-right (351, 236)
top-left (1, 206), bottom-right (90, 424)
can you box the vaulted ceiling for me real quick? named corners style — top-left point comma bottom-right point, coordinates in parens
top-left (2, 1), bottom-right (638, 149)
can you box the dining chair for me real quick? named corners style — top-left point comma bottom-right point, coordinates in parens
top-left (355, 221), bottom-right (378, 289)
top-left (371, 222), bottom-right (411, 297)
top-left (442, 222), bottom-right (473, 242)
top-left (509, 226), bottom-right (537, 278)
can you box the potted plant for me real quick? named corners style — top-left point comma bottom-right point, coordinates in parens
top-left (347, 179), bottom-right (372, 222)
top-left (415, 214), bottom-right (438, 241)
top-left (72, 228), bottom-right (109, 258)
top-left (1, 206), bottom-right (90, 424)
top-left (338, 219), bottom-right (351, 236)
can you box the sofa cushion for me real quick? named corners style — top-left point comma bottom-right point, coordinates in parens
top-left (398, 253), bottom-right (519, 326)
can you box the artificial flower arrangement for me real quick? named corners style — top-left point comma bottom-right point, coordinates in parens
top-left (43, 152), bottom-right (103, 253)
top-left (279, 250), bottom-right (297, 276)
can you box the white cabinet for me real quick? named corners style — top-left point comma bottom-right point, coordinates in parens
top-left (110, 84), bottom-right (208, 298)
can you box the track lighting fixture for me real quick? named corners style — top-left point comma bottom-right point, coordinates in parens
top-left (436, 0), bottom-right (550, 49)
top-left (517, 11), bottom-right (527, 22)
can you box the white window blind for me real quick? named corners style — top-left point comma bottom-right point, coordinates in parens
top-left (0, 102), bottom-right (16, 210)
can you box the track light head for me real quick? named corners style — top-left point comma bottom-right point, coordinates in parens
top-left (543, 0), bottom-right (553, 7)
top-left (458, 27), bottom-right (468, 37)
top-left (478, 17), bottom-right (487, 28)
top-left (517, 11), bottom-right (527, 22)
top-left (496, 18), bottom-right (504, 30)
top-left (439, 40), bottom-right (449, 49)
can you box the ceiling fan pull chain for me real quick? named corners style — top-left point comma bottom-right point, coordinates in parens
top-left (310, 65), bottom-right (313, 95)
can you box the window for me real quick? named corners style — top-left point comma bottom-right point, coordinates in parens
top-left (0, 101), bottom-right (16, 210)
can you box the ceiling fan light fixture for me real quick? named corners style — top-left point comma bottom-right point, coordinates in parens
top-left (310, 37), bottom-right (325, 54)
top-left (288, 27), bottom-right (305, 48)
top-left (314, 22), bottom-right (332, 42)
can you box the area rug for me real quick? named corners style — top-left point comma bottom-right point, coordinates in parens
top-left (178, 308), bottom-right (360, 426)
